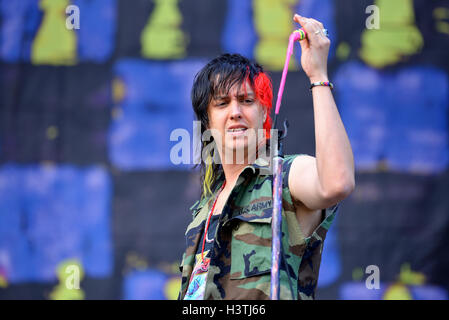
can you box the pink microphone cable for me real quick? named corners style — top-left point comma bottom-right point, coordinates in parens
top-left (272, 28), bottom-right (307, 129)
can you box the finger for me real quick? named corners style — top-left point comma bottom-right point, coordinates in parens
top-left (293, 13), bottom-right (301, 24)
top-left (293, 15), bottom-right (330, 53)
top-left (307, 24), bottom-right (331, 51)
top-left (304, 21), bottom-right (323, 45)
top-left (294, 14), bottom-right (324, 46)
top-left (293, 14), bottom-right (313, 34)
top-left (293, 14), bottom-right (310, 48)
top-left (294, 15), bottom-right (314, 48)
top-left (309, 18), bottom-right (324, 29)
top-left (309, 20), bottom-right (329, 43)
top-left (297, 34), bottom-right (309, 50)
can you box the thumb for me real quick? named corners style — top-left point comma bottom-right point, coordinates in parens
top-left (293, 14), bottom-right (309, 50)
top-left (297, 32), bottom-right (309, 51)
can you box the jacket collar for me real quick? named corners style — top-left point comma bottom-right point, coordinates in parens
top-left (189, 154), bottom-right (272, 217)
top-left (246, 155), bottom-right (272, 176)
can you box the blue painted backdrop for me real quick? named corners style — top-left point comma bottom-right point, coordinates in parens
top-left (0, 0), bottom-right (448, 300)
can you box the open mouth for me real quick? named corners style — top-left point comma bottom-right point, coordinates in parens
top-left (226, 127), bottom-right (248, 136)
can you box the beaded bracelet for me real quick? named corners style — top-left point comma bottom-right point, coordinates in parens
top-left (310, 81), bottom-right (334, 91)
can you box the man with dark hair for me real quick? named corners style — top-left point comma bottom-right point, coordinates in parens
top-left (179, 14), bottom-right (355, 300)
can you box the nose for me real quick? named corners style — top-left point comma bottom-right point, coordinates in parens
top-left (229, 98), bottom-right (242, 120)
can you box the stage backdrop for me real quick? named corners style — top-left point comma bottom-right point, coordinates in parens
top-left (0, 0), bottom-right (448, 300)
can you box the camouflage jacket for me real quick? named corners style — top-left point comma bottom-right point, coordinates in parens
top-left (178, 154), bottom-right (338, 300)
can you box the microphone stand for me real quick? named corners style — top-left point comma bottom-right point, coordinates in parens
top-left (270, 28), bottom-right (306, 300)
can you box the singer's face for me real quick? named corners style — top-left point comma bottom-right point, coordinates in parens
top-left (206, 81), bottom-right (266, 163)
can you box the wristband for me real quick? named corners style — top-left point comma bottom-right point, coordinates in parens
top-left (310, 81), bottom-right (334, 91)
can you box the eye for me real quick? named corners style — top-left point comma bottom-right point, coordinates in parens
top-left (244, 99), bottom-right (254, 104)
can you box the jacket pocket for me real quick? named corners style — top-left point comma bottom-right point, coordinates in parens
top-left (229, 215), bottom-right (272, 280)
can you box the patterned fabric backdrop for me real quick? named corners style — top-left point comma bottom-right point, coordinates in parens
top-left (0, 0), bottom-right (448, 300)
